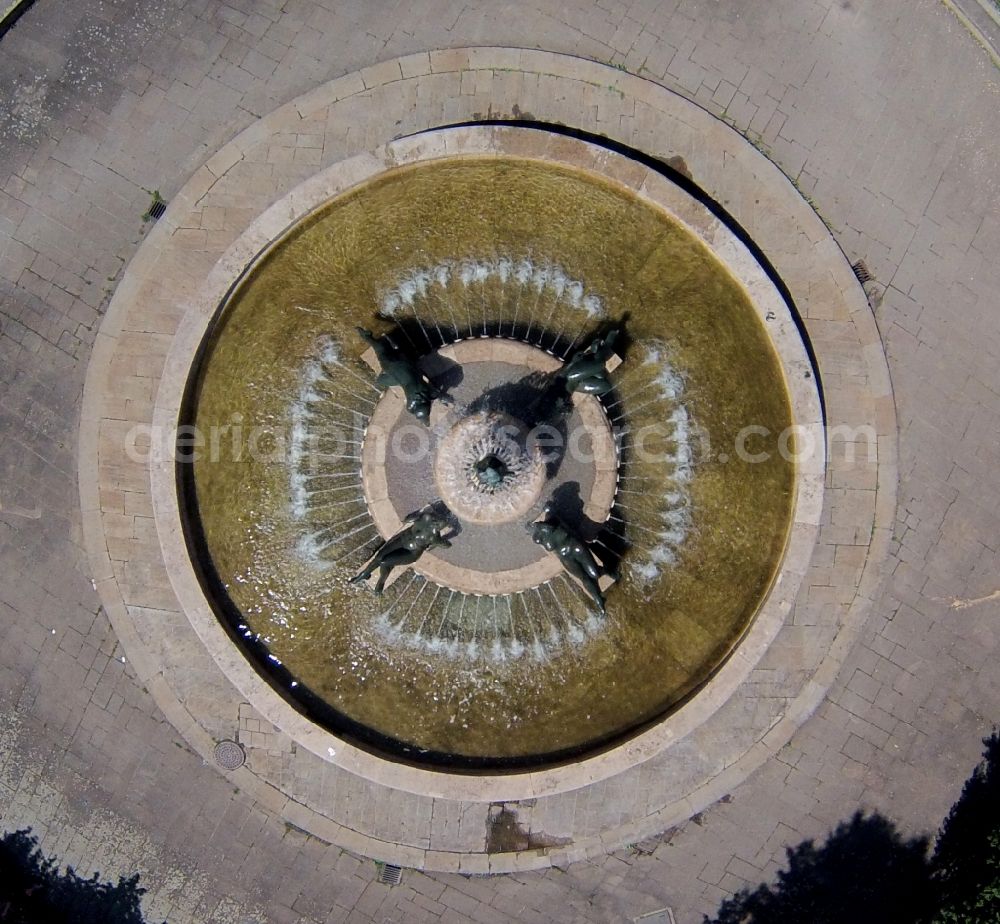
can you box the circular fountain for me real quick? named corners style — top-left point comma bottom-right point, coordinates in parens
top-left (82, 57), bottom-right (893, 867)
top-left (182, 141), bottom-right (812, 768)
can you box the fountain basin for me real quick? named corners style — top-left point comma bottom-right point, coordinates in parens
top-left (180, 130), bottom-right (820, 768)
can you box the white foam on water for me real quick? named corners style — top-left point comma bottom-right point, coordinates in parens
top-left (515, 259), bottom-right (533, 285)
top-left (319, 339), bottom-right (340, 365)
top-left (632, 560), bottom-right (661, 582)
top-left (289, 415), bottom-right (308, 518)
top-left (656, 368), bottom-right (684, 400)
top-left (364, 581), bottom-right (588, 663)
top-left (643, 344), bottom-right (663, 365)
top-left (662, 508), bottom-right (689, 529)
top-left (549, 267), bottom-right (567, 298)
top-left (295, 531), bottom-right (331, 566)
top-left (397, 281), bottom-right (416, 305)
top-left (302, 361), bottom-right (323, 387)
top-left (659, 526), bottom-right (687, 546)
top-left (381, 292), bottom-right (402, 315)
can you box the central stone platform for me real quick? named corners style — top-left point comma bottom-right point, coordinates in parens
top-left (360, 338), bottom-right (619, 595)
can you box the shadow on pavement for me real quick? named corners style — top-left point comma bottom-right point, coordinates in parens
top-left (0, 827), bottom-right (160, 924)
top-left (705, 731), bottom-right (1000, 924)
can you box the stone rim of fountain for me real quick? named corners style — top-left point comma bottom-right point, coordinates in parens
top-left (77, 50), bottom-right (896, 872)
top-left (149, 123), bottom-right (824, 797)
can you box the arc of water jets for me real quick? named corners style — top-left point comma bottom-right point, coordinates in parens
top-left (381, 259), bottom-right (608, 350)
top-left (287, 266), bottom-right (696, 654)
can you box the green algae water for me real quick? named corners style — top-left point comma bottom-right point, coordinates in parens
top-left (186, 157), bottom-right (795, 766)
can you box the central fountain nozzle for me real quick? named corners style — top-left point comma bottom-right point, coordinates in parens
top-left (434, 411), bottom-right (548, 525)
top-left (474, 453), bottom-right (513, 490)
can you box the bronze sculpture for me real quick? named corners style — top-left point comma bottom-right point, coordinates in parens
top-left (357, 327), bottom-right (444, 424)
top-left (529, 509), bottom-right (613, 613)
top-left (350, 509), bottom-right (453, 594)
top-left (558, 325), bottom-right (621, 397)
top-left (473, 453), bottom-right (512, 490)
top-left (527, 324), bottom-right (622, 424)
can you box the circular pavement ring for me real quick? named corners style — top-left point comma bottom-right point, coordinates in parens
top-left (78, 49), bottom-right (896, 873)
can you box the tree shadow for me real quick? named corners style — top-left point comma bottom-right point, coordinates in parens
top-left (931, 731), bottom-right (1000, 922)
top-left (546, 481), bottom-right (593, 536)
top-left (704, 812), bottom-right (934, 924)
top-left (466, 370), bottom-right (551, 420)
top-left (705, 731), bottom-right (1000, 924)
top-left (0, 828), bottom-right (160, 924)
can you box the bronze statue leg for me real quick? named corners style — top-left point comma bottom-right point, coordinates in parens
top-left (350, 547), bottom-right (408, 590)
top-left (349, 562), bottom-right (375, 584)
top-left (370, 548), bottom-right (421, 593)
top-left (373, 563), bottom-right (393, 594)
top-left (563, 558), bottom-right (606, 612)
top-left (580, 574), bottom-right (606, 613)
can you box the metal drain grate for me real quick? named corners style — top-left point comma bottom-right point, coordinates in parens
top-left (376, 862), bottom-right (403, 886)
top-left (143, 192), bottom-right (167, 222)
top-left (633, 909), bottom-right (676, 924)
top-left (213, 739), bottom-right (246, 770)
top-left (851, 260), bottom-right (874, 284)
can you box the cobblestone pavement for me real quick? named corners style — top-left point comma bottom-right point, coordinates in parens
top-left (1, 1), bottom-right (998, 921)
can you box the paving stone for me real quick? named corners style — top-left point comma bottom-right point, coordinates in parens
top-left (1, 0), bottom-right (999, 922)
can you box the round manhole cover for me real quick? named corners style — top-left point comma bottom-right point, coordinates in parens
top-left (214, 739), bottom-right (246, 770)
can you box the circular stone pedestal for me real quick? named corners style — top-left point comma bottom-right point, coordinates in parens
top-left (360, 338), bottom-right (619, 595)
